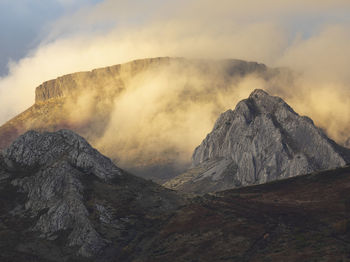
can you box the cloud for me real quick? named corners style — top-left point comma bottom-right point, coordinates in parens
top-left (275, 25), bottom-right (350, 141)
top-left (0, 17), bottom-right (287, 124)
top-left (1, 0), bottom-right (350, 167)
top-left (58, 60), bottom-right (273, 172)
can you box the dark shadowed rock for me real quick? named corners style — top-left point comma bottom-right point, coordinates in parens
top-left (165, 89), bottom-right (350, 194)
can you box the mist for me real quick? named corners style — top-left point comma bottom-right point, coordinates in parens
top-left (1, 0), bottom-right (350, 172)
top-left (94, 61), bottom-right (269, 167)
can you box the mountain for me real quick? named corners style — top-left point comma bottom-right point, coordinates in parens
top-left (164, 89), bottom-right (350, 194)
top-left (0, 130), bottom-right (182, 261)
top-left (0, 57), bottom-right (290, 183)
top-left (1, 130), bottom-right (350, 261)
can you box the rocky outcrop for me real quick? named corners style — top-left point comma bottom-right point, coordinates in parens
top-left (0, 130), bottom-right (182, 260)
top-left (165, 89), bottom-right (350, 194)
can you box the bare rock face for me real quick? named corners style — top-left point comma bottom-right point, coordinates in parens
top-left (0, 130), bottom-right (182, 260)
top-left (35, 57), bottom-right (173, 103)
top-left (4, 130), bottom-right (122, 257)
top-left (34, 57), bottom-right (269, 104)
top-left (5, 130), bottom-right (122, 181)
top-left (165, 89), bottom-right (350, 194)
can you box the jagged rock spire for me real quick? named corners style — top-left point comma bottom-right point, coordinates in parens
top-left (165, 89), bottom-right (350, 194)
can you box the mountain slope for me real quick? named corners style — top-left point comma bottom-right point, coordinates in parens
top-left (1, 130), bottom-right (350, 261)
top-left (165, 89), bottom-right (350, 194)
top-left (149, 165), bottom-right (350, 262)
top-left (0, 57), bottom-right (288, 182)
top-left (0, 130), bottom-right (182, 261)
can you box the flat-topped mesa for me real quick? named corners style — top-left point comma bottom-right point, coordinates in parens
top-left (165, 89), bottom-right (350, 194)
top-left (34, 57), bottom-right (267, 103)
top-left (35, 72), bottom-right (84, 102)
top-left (34, 57), bottom-right (175, 103)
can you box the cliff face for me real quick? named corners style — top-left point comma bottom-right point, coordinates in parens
top-left (35, 57), bottom-right (174, 103)
top-left (34, 57), bottom-right (269, 103)
top-left (0, 57), bottom-right (276, 182)
top-left (165, 89), bottom-right (350, 194)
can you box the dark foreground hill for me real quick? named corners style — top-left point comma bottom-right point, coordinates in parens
top-left (1, 130), bottom-right (350, 261)
top-left (157, 166), bottom-right (350, 262)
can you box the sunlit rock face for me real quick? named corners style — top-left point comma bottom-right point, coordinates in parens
top-left (0, 57), bottom-right (287, 182)
top-left (164, 89), bottom-right (350, 194)
top-left (0, 129), bottom-right (182, 259)
top-left (35, 57), bottom-right (171, 103)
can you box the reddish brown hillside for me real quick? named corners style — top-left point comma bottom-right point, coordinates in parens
top-left (144, 166), bottom-right (350, 262)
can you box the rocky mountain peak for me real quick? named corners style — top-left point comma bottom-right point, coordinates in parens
top-left (165, 89), bottom-right (350, 194)
top-left (4, 129), bottom-right (122, 181)
top-left (237, 89), bottom-right (295, 118)
top-left (249, 88), bottom-right (276, 101)
top-left (0, 130), bottom-right (182, 259)
top-left (249, 89), bottom-right (286, 111)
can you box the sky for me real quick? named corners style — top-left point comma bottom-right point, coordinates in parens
top-left (0, 0), bottom-right (102, 76)
top-left (0, 0), bottom-right (350, 141)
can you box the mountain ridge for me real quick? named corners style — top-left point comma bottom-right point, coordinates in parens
top-left (34, 57), bottom-right (176, 103)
